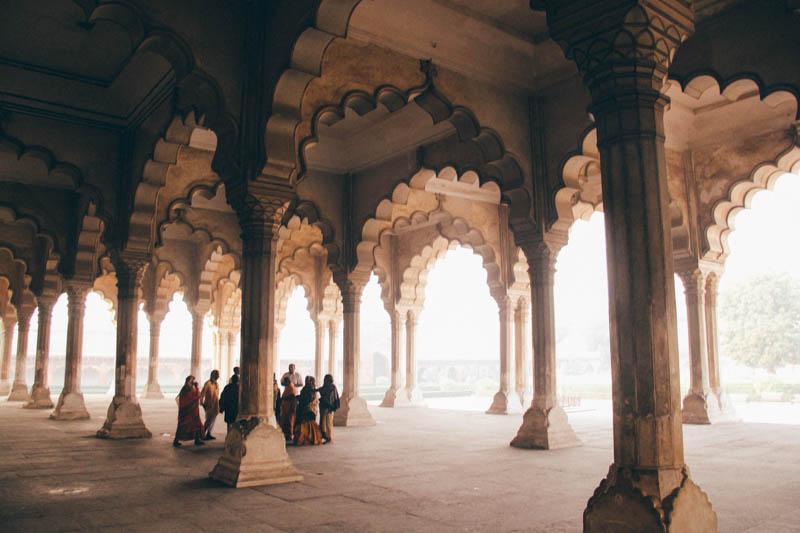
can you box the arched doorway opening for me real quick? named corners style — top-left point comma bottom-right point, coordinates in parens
top-left (715, 172), bottom-right (800, 423)
top-left (278, 286), bottom-right (316, 381)
top-left (416, 246), bottom-right (501, 411)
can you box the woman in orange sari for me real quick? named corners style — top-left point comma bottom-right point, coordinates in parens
top-left (294, 376), bottom-right (323, 446)
top-left (173, 375), bottom-right (204, 447)
top-left (279, 376), bottom-right (298, 442)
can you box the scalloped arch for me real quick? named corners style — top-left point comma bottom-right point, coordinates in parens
top-left (705, 144), bottom-right (800, 262)
top-left (551, 73), bottom-right (800, 255)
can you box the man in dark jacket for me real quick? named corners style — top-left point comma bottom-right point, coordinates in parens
top-left (219, 374), bottom-right (239, 429)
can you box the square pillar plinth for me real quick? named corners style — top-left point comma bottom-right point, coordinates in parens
top-left (510, 405), bottom-right (580, 450)
top-left (7, 382), bottom-right (30, 402)
top-left (50, 391), bottom-right (90, 420)
top-left (24, 386), bottom-right (54, 409)
top-left (682, 390), bottom-right (739, 425)
top-left (209, 418), bottom-right (302, 488)
top-left (96, 397), bottom-right (151, 439)
top-left (334, 394), bottom-right (376, 427)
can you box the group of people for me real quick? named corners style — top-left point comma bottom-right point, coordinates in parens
top-left (172, 363), bottom-right (339, 448)
top-left (275, 363), bottom-right (340, 446)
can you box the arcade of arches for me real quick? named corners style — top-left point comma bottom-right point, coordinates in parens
top-left (0, 1), bottom-right (799, 531)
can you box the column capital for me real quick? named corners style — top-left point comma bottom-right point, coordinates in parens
top-left (228, 178), bottom-right (294, 253)
top-left (336, 277), bottom-right (365, 313)
top-left (36, 295), bottom-right (58, 316)
top-left (65, 282), bottom-right (90, 305)
top-left (541, 1), bottom-right (694, 102)
top-left (112, 253), bottom-right (148, 299)
top-left (676, 267), bottom-right (706, 296)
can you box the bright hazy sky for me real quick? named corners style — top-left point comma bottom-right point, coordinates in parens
top-left (11, 173), bottom-right (799, 377)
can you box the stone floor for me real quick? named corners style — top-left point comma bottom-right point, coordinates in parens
top-left (0, 396), bottom-right (798, 532)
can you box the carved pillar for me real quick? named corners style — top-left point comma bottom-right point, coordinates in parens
top-left (515, 300), bottom-right (533, 408)
top-left (190, 309), bottom-right (203, 380)
top-left (380, 309), bottom-right (405, 407)
top-left (226, 330), bottom-right (237, 380)
top-left (96, 257), bottom-right (151, 439)
top-left (542, 3), bottom-right (716, 529)
top-left (704, 273), bottom-right (737, 420)
top-left (26, 296), bottom-right (56, 409)
top-left (8, 307), bottom-right (33, 401)
top-left (209, 196), bottom-right (301, 487)
top-left (143, 315), bottom-right (163, 399)
top-left (314, 318), bottom-right (325, 381)
top-left (0, 317), bottom-right (17, 396)
top-left (488, 295), bottom-right (515, 414)
top-left (512, 243), bottom-right (578, 448)
top-left (211, 329), bottom-right (219, 373)
top-left (678, 267), bottom-right (718, 424)
top-left (401, 309), bottom-right (425, 405)
top-left (327, 320), bottom-right (337, 378)
top-left (334, 279), bottom-right (375, 426)
top-left (51, 284), bottom-right (91, 419)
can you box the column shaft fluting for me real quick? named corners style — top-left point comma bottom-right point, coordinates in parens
top-left (96, 259), bottom-right (151, 439)
top-left (0, 318), bottom-right (17, 395)
top-left (209, 210), bottom-right (301, 487)
top-left (52, 285), bottom-right (90, 419)
top-left (190, 311), bottom-right (203, 380)
top-left (8, 311), bottom-right (32, 401)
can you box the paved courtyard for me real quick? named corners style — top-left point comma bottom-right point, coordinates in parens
top-left (0, 396), bottom-right (798, 532)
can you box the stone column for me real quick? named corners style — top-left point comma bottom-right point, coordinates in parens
top-left (52, 284), bottom-right (91, 420)
top-left (8, 308), bottom-right (33, 401)
top-left (0, 317), bottom-right (16, 396)
top-left (211, 329), bottom-right (219, 373)
top-left (334, 279), bottom-right (375, 426)
top-left (543, 4), bottom-right (716, 529)
top-left (190, 309), bottom-right (203, 380)
top-left (512, 243), bottom-right (578, 448)
top-left (142, 315), bottom-right (163, 399)
top-left (514, 300), bottom-right (533, 408)
top-left (314, 317), bottom-right (325, 381)
top-left (380, 309), bottom-right (405, 407)
top-left (327, 320), bottom-right (337, 378)
top-left (26, 296), bottom-right (56, 409)
top-left (488, 295), bottom-right (515, 414)
top-left (704, 273), bottom-right (737, 420)
top-left (209, 200), bottom-right (301, 487)
top-left (96, 257), bottom-right (151, 439)
top-left (678, 268), bottom-right (717, 424)
top-left (226, 330), bottom-right (237, 379)
top-left (400, 309), bottom-right (425, 405)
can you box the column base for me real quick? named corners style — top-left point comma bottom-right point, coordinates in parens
top-left (209, 417), bottom-right (302, 488)
top-left (510, 405), bottom-right (581, 449)
top-left (24, 386), bottom-right (54, 409)
top-left (517, 388), bottom-right (533, 411)
top-left (50, 391), bottom-right (90, 420)
top-left (7, 382), bottom-right (30, 402)
top-left (682, 390), bottom-right (738, 425)
top-left (584, 465), bottom-right (717, 532)
top-left (379, 387), bottom-right (399, 408)
top-left (96, 396), bottom-right (151, 439)
top-left (486, 391), bottom-right (524, 415)
top-left (334, 394), bottom-right (376, 426)
top-left (0, 379), bottom-right (10, 396)
top-left (394, 387), bottom-right (426, 407)
top-left (142, 382), bottom-right (164, 400)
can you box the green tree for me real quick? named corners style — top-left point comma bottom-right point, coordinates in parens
top-left (719, 273), bottom-right (800, 372)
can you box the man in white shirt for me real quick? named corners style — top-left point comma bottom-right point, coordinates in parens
top-left (281, 363), bottom-right (303, 391)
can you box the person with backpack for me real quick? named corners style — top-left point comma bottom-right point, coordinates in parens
top-left (316, 374), bottom-right (340, 444)
top-left (219, 374), bottom-right (239, 430)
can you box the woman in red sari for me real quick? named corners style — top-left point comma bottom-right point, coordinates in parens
top-left (173, 375), bottom-right (204, 447)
